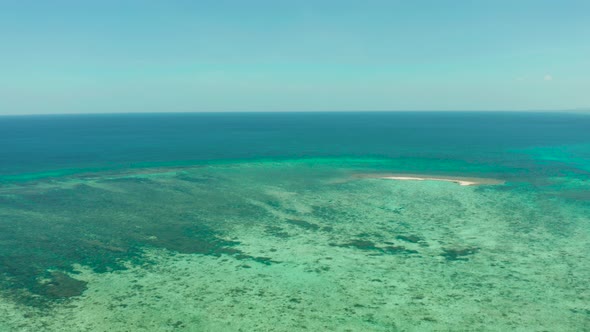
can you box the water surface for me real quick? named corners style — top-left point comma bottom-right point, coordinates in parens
top-left (0, 112), bottom-right (589, 331)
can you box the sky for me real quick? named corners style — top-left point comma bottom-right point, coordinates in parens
top-left (1, 0), bottom-right (589, 115)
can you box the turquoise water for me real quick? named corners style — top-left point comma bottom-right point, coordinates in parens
top-left (0, 112), bottom-right (589, 331)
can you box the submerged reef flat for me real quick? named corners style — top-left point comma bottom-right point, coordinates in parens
top-left (0, 161), bottom-right (589, 331)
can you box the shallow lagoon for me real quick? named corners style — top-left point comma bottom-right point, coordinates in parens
top-left (0, 159), bottom-right (588, 331)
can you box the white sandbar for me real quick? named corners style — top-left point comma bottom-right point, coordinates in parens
top-left (359, 173), bottom-right (505, 186)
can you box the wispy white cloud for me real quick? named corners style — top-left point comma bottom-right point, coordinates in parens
top-left (544, 74), bottom-right (553, 81)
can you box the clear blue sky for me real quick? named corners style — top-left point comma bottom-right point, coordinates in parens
top-left (1, 0), bottom-right (589, 114)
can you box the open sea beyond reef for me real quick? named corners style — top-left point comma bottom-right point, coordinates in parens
top-left (0, 112), bottom-right (589, 331)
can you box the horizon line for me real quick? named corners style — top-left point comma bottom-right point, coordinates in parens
top-left (1, 109), bottom-right (589, 117)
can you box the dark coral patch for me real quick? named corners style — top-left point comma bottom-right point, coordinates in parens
top-left (285, 219), bottom-right (320, 231)
top-left (333, 240), bottom-right (419, 255)
top-left (382, 246), bottom-right (419, 255)
top-left (265, 226), bottom-right (290, 238)
top-left (339, 240), bottom-right (380, 250)
top-left (395, 234), bottom-right (423, 243)
top-left (38, 271), bottom-right (87, 299)
top-left (441, 247), bottom-right (480, 261)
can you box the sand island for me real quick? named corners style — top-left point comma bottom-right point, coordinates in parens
top-left (358, 173), bottom-right (505, 186)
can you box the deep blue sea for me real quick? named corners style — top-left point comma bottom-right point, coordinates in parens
top-left (1, 112), bottom-right (589, 180)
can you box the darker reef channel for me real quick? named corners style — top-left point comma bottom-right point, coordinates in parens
top-left (331, 239), bottom-right (419, 255)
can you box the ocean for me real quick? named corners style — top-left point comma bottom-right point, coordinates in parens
top-left (0, 112), bottom-right (589, 331)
